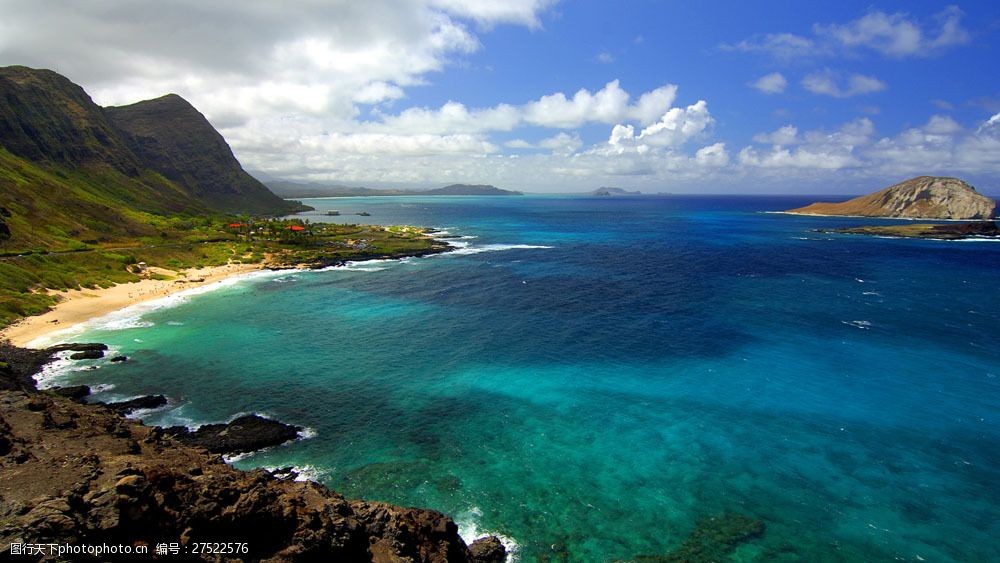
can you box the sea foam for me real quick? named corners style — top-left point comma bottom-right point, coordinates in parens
top-left (456, 507), bottom-right (520, 562)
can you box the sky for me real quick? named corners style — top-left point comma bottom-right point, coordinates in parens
top-left (1, 0), bottom-right (999, 194)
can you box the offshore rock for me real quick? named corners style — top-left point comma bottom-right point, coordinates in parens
top-left (787, 176), bottom-right (997, 219)
top-left (469, 536), bottom-right (507, 562)
top-left (163, 414), bottom-right (302, 455)
top-left (0, 352), bottom-right (504, 562)
top-left (0, 391), bottom-right (487, 561)
top-left (101, 394), bottom-right (168, 415)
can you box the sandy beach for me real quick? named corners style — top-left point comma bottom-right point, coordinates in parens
top-left (0, 261), bottom-right (264, 348)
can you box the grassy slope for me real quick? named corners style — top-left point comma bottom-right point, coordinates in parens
top-left (0, 147), bottom-right (442, 328)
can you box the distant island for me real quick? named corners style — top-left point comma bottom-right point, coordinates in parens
top-left (591, 187), bottom-right (641, 196)
top-left (785, 175), bottom-right (999, 240)
top-left (786, 176), bottom-right (997, 220)
top-left (266, 180), bottom-right (523, 198)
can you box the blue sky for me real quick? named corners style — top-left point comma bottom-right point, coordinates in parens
top-left (1, 0), bottom-right (999, 193)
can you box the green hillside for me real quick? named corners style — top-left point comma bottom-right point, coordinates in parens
top-left (0, 66), bottom-right (333, 328)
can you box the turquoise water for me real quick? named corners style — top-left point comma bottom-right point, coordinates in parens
top-left (41, 196), bottom-right (1000, 561)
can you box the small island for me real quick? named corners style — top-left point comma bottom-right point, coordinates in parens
top-left (265, 181), bottom-right (522, 198)
top-left (786, 176), bottom-right (996, 220)
top-left (591, 187), bottom-right (641, 196)
top-left (787, 176), bottom-right (998, 240)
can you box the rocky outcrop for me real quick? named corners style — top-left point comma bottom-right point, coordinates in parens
top-left (0, 344), bottom-right (505, 561)
top-left (829, 221), bottom-right (1000, 240)
top-left (101, 394), bottom-right (168, 415)
top-left (0, 391), bottom-right (499, 562)
top-left (787, 176), bottom-right (997, 219)
top-left (163, 414), bottom-right (301, 455)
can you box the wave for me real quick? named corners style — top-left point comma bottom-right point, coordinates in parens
top-left (32, 344), bottom-right (125, 389)
top-left (259, 464), bottom-right (329, 483)
top-left (842, 320), bottom-right (872, 330)
top-left (447, 244), bottom-right (553, 256)
top-left (455, 507), bottom-right (520, 562)
top-left (27, 271), bottom-right (277, 348)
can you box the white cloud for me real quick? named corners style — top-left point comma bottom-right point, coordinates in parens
top-left (802, 70), bottom-right (886, 98)
top-left (750, 72), bottom-right (788, 94)
top-left (504, 139), bottom-right (535, 149)
top-left (427, 0), bottom-right (557, 28)
top-left (538, 132), bottom-right (583, 154)
top-left (695, 143), bottom-right (729, 167)
top-left (0, 0), bottom-right (553, 127)
top-left (606, 100), bottom-right (713, 152)
top-left (923, 115), bottom-right (962, 135)
top-left (727, 7), bottom-right (970, 60)
top-left (814, 6), bottom-right (970, 57)
top-left (595, 52), bottom-right (614, 64)
top-left (368, 81), bottom-right (678, 135)
top-left (737, 113), bottom-right (1000, 181)
top-left (523, 80), bottom-right (630, 128)
top-left (752, 125), bottom-right (799, 145)
top-left (721, 33), bottom-right (817, 60)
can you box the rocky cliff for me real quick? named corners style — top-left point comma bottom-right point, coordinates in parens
top-left (787, 176), bottom-right (997, 219)
top-left (106, 94), bottom-right (308, 215)
top-left (0, 66), bottom-right (142, 174)
top-left (0, 65), bottom-right (307, 217)
top-left (0, 344), bottom-right (504, 562)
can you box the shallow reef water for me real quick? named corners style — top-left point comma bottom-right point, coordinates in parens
top-left (53, 195), bottom-right (1000, 561)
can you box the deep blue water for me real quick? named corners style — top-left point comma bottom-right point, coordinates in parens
top-left (42, 195), bottom-right (1000, 561)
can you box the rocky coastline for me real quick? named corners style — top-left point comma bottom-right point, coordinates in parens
top-left (0, 342), bottom-right (506, 562)
top-left (823, 220), bottom-right (1000, 240)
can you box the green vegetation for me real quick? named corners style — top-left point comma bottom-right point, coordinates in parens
top-left (0, 218), bottom-right (445, 329)
top-left (0, 66), bottom-right (444, 330)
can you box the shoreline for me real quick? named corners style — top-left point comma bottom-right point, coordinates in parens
top-left (766, 210), bottom-right (997, 221)
top-left (0, 261), bottom-right (266, 348)
top-left (0, 239), bottom-right (454, 349)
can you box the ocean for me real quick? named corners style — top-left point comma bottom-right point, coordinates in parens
top-left (35, 195), bottom-right (1000, 561)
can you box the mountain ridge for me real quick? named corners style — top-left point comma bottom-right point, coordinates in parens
top-left (265, 179), bottom-right (522, 198)
top-left (106, 94), bottom-right (308, 215)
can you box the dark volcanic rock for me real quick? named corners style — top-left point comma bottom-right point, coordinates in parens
top-left (0, 342), bottom-right (53, 391)
top-left (469, 535), bottom-right (507, 562)
top-left (69, 349), bottom-right (104, 360)
top-left (51, 385), bottom-right (91, 400)
top-left (101, 394), bottom-right (167, 414)
top-left (46, 342), bottom-right (108, 354)
top-left (0, 390), bottom-right (482, 562)
top-left (109, 355), bottom-right (128, 363)
top-left (930, 221), bottom-right (999, 236)
top-left (164, 414), bottom-right (302, 455)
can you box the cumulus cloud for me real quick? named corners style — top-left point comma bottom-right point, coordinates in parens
top-left (538, 132), bottom-right (583, 154)
top-left (738, 113), bottom-right (1000, 180)
top-left (750, 72), bottom-right (788, 94)
top-left (752, 125), bottom-right (799, 145)
top-left (521, 80), bottom-right (677, 128)
top-left (726, 6), bottom-right (970, 60)
top-left (0, 0), bottom-right (552, 125)
top-left (606, 100), bottom-right (714, 152)
top-left (814, 6), bottom-right (970, 57)
top-left (802, 70), bottom-right (886, 98)
top-left (368, 81), bottom-right (679, 135)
